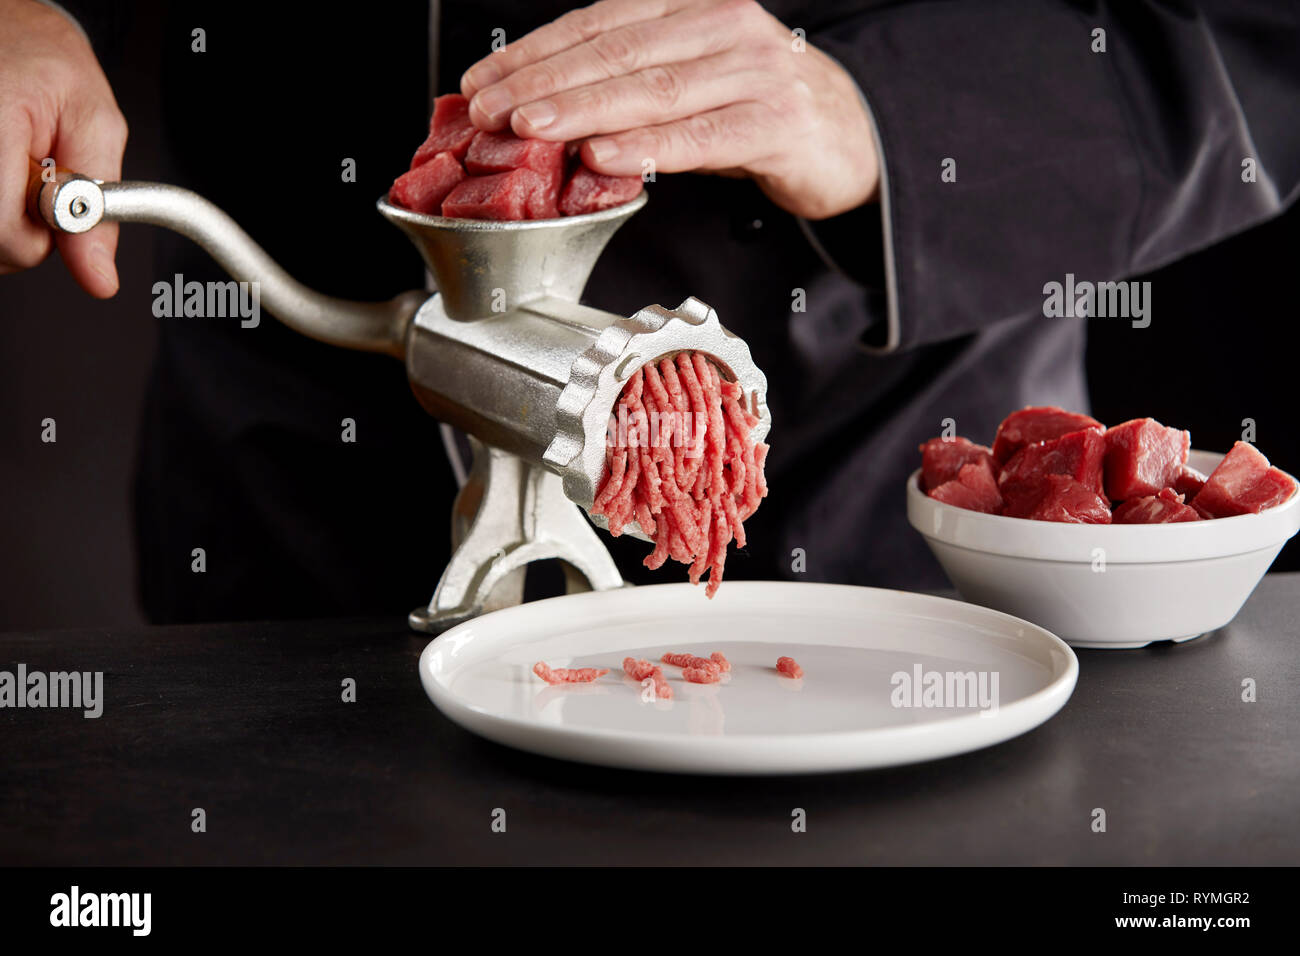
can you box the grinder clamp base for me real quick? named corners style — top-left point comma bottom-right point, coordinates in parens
top-left (408, 438), bottom-right (626, 634)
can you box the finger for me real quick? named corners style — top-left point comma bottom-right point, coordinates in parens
top-left (512, 56), bottom-right (777, 141)
top-left (52, 102), bottom-right (128, 299)
top-left (581, 101), bottom-right (778, 177)
top-left (0, 106), bottom-right (54, 274)
top-left (471, 8), bottom-right (735, 131)
top-left (460, 0), bottom-right (679, 99)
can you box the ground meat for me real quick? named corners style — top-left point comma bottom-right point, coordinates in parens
top-left (776, 656), bottom-right (804, 679)
top-left (532, 662), bottom-right (609, 684)
top-left (622, 657), bottom-right (672, 698)
top-left (661, 652), bottom-right (721, 675)
top-left (709, 652), bottom-right (731, 672)
top-left (683, 666), bottom-right (722, 684)
top-left (622, 657), bottom-right (657, 681)
top-left (590, 354), bottom-right (769, 597)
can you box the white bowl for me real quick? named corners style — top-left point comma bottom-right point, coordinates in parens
top-left (906, 450), bottom-right (1300, 649)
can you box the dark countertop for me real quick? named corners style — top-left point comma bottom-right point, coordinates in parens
top-left (2, 575), bottom-right (1297, 866)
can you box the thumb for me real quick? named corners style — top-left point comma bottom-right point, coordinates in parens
top-left (52, 103), bottom-right (128, 299)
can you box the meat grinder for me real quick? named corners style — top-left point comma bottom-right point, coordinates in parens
top-left (27, 163), bottom-right (772, 631)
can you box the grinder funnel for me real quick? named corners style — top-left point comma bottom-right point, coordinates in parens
top-left (377, 194), bottom-right (647, 319)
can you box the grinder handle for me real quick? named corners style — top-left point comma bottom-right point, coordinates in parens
top-left (26, 157), bottom-right (105, 233)
top-left (24, 159), bottom-right (423, 358)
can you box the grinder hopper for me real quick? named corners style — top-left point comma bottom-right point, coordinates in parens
top-left (28, 163), bottom-right (771, 631)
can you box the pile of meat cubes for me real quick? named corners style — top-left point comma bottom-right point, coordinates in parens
top-left (919, 406), bottom-right (1296, 524)
top-left (388, 94), bottom-right (643, 220)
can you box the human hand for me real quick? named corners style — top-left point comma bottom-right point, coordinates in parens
top-left (461, 0), bottom-right (879, 220)
top-left (0, 0), bottom-right (128, 297)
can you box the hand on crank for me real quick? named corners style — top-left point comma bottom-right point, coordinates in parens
top-left (0, 0), bottom-right (128, 297)
top-left (460, 0), bottom-right (879, 221)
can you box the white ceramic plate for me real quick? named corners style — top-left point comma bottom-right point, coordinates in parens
top-left (418, 582), bottom-right (1078, 775)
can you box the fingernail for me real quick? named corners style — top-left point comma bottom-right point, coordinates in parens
top-left (475, 87), bottom-right (514, 121)
top-left (466, 62), bottom-right (501, 92)
top-left (90, 242), bottom-right (118, 291)
top-left (517, 100), bottom-right (557, 131)
top-left (588, 139), bottom-right (620, 163)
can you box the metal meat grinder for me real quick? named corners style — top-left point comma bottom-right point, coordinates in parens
top-left (28, 163), bottom-right (771, 631)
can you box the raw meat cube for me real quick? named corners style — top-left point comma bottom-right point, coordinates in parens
top-left (992, 406), bottom-right (1104, 465)
top-left (998, 427), bottom-right (1106, 498)
top-left (919, 436), bottom-right (996, 492)
top-left (532, 662), bottom-right (609, 684)
top-left (388, 151), bottom-right (467, 215)
top-left (1230, 468), bottom-right (1296, 514)
top-left (524, 186), bottom-right (560, 221)
top-left (1191, 442), bottom-right (1297, 517)
top-left (1102, 418), bottom-right (1190, 500)
top-left (557, 164), bottom-right (643, 216)
top-left (463, 132), bottom-right (564, 219)
top-left (410, 94), bottom-right (477, 166)
top-left (441, 168), bottom-right (544, 220)
top-left (928, 460), bottom-right (1003, 514)
top-left (1112, 488), bottom-right (1201, 524)
top-left (1001, 474), bottom-right (1112, 523)
top-left (776, 656), bottom-right (804, 679)
top-left (466, 130), bottom-right (565, 176)
top-left (1172, 464), bottom-right (1207, 498)
top-left (429, 93), bottom-right (470, 133)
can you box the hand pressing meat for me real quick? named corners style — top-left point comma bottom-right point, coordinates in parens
top-left (458, 0), bottom-right (879, 220)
